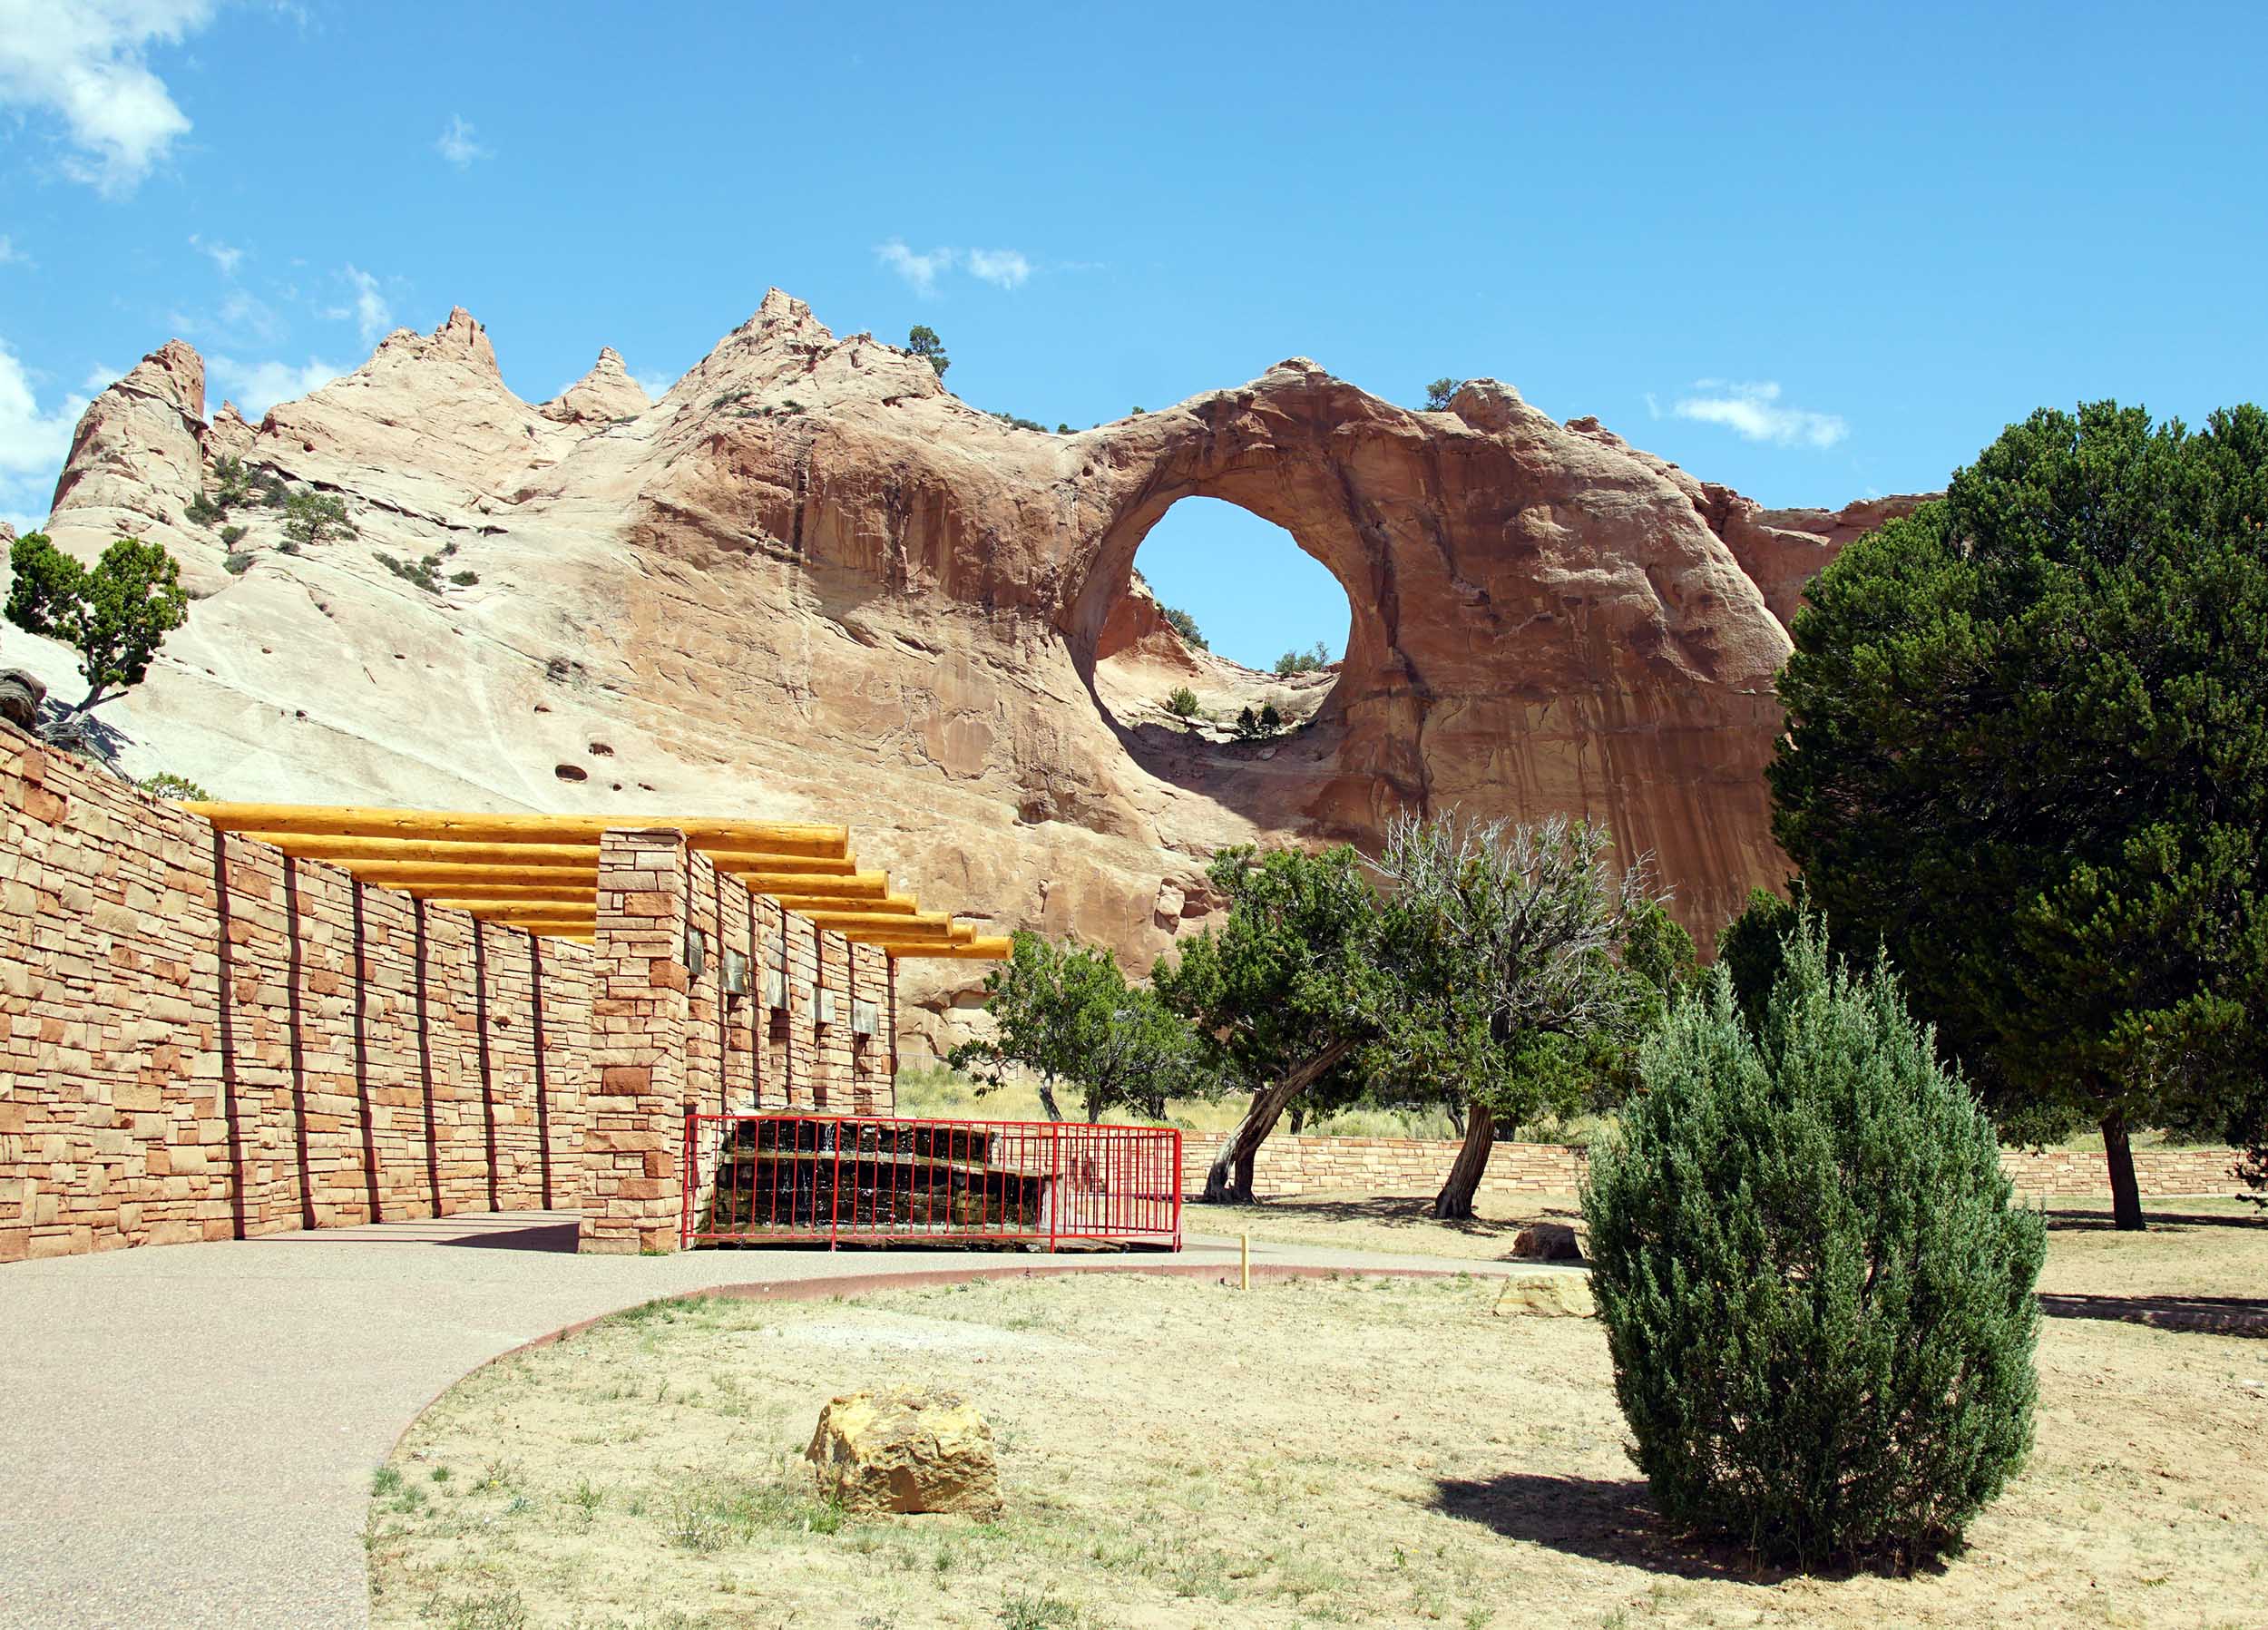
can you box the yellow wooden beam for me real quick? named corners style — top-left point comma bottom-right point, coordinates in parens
top-left (399, 882), bottom-right (599, 903)
top-left (243, 835), bottom-right (601, 868)
top-left (709, 854), bottom-right (859, 877)
top-left (455, 901), bottom-right (598, 924)
top-left (324, 863), bottom-right (595, 889)
top-left (726, 871), bottom-right (891, 900)
top-left (772, 893), bottom-right (922, 917)
top-left (879, 936), bottom-right (1013, 961)
top-left (188, 801), bottom-right (849, 856)
top-left (796, 909), bottom-right (953, 935)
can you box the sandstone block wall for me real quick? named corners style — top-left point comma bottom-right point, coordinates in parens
top-left (0, 723), bottom-right (592, 1262)
top-left (1182, 1132), bottom-right (2246, 1203)
top-left (0, 722), bottom-right (901, 1264)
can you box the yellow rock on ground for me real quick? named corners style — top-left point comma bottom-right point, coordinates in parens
top-left (805, 1388), bottom-right (1002, 1517)
top-left (1491, 1270), bottom-right (1597, 1319)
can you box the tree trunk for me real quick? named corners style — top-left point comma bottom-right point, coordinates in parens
top-left (1036, 1079), bottom-right (1064, 1123)
top-left (1288, 1102), bottom-right (1306, 1135)
top-left (2102, 1108), bottom-right (2145, 1232)
top-left (1200, 1038), bottom-right (1355, 1204)
top-left (1432, 1100), bottom-right (1496, 1220)
top-left (1447, 1104), bottom-right (1466, 1138)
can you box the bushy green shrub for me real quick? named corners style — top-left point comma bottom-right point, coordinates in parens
top-left (1159, 605), bottom-right (1207, 649)
top-left (280, 488), bottom-right (354, 547)
top-left (1273, 640), bottom-right (1331, 676)
top-left (1582, 916), bottom-right (2043, 1568)
top-left (138, 771), bottom-right (210, 800)
top-left (1164, 686), bottom-right (1200, 722)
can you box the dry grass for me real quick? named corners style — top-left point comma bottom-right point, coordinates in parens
top-left (371, 1214), bottom-right (2268, 1630)
top-left (891, 1067), bottom-right (1464, 1140)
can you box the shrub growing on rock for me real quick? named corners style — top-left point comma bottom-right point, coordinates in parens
top-left (1582, 916), bottom-right (2044, 1568)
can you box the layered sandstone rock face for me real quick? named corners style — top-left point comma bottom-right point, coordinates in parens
top-left (12, 290), bottom-right (1926, 1054)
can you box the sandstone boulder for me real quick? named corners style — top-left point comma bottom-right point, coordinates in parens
top-left (1492, 1271), bottom-right (1596, 1319)
top-left (805, 1389), bottom-right (1002, 1517)
top-left (0, 669), bottom-right (44, 731)
top-left (1509, 1221), bottom-right (1586, 1263)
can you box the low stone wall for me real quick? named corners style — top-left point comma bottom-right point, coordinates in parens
top-left (1999, 1145), bottom-right (2243, 1199)
top-left (1184, 1130), bottom-right (2247, 1202)
top-left (1182, 1133), bottom-right (1585, 1199)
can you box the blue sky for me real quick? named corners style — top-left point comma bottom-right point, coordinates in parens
top-left (3, 2), bottom-right (2264, 668)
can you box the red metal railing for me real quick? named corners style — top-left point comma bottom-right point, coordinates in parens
top-left (681, 1113), bottom-right (1183, 1251)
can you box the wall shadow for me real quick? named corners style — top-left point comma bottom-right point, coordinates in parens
top-left (2038, 1292), bottom-right (2268, 1337)
top-left (2042, 1206), bottom-right (2259, 1233)
top-left (210, 829), bottom-right (247, 1241)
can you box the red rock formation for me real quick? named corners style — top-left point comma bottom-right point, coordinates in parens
top-left (23, 291), bottom-right (1929, 1052)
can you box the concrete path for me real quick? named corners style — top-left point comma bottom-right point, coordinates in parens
top-left (0, 1214), bottom-right (1539, 1630)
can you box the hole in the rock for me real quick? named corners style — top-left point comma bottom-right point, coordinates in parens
top-left (1095, 497), bottom-right (1351, 746)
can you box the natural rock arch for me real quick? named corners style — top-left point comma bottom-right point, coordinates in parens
top-left (34, 291), bottom-right (1927, 1050)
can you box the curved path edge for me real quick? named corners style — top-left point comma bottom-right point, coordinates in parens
top-left (0, 1212), bottom-right (1548, 1630)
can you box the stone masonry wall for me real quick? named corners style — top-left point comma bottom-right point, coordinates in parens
top-left (1182, 1131), bottom-right (2249, 1202)
top-left (0, 723), bottom-right (900, 1264)
top-left (0, 722), bottom-right (591, 1263)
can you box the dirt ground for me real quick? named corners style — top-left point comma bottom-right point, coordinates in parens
top-left (1201, 1191), bottom-right (2268, 1287)
top-left (371, 1206), bottom-right (2268, 1630)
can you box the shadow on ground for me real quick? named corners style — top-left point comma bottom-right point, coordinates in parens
top-left (1432, 1473), bottom-right (1950, 1585)
top-left (2043, 1207), bottom-right (2263, 1233)
top-left (1236, 1193), bottom-right (1579, 1237)
top-left (1431, 1473), bottom-right (1785, 1584)
top-left (2038, 1292), bottom-right (2268, 1337)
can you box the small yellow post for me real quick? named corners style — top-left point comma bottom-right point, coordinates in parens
top-left (1239, 1232), bottom-right (1250, 1292)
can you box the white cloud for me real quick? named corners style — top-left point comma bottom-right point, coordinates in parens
top-left (1671, 380), bottom-right (1848, 450)
top-left (207, 354), bottom-right (342, 417)
top-left (876, 239), bottom-right (1034, 296)
top-left (964, 248), bottom-right (1030, 289)
top-left (82, 363), bottom-right (119, 390)
top-left (341, 265), bottom-right (392, 342)
top-left (0, 235), bottom-right (23, 266)
top-left (167, 288), bottom-right (285, 346)
top-left (0, 337), bottom-right (91, 525)
top-left (434, 112), bottom-right (488, 168)
top-left (0, 0), bottom-right (214, 196)
top-left (190, 232), bottom-right (241, 277)
top-left (633, 372), bottom-right (672, 400)
top-left (876, 239), bottom-right (954, 296)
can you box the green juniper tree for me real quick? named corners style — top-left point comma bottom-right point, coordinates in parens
top-left (1583, 917), bottom-right (2044, 1567)
top-left (1424, 377), bottom-right (1464, 412)
top-left (947, 931), bottom-right (1208, 1122)
top-left (1770, 401), bottom-right (2268, 1228)
top-left (1154, 844), bottom-right (1388, 1202)
top-left (1714, 884), bottom-right (1803, 1039)
top-left (1366, 814), bottom-right (1657, 1218)
top-left (5, 532), bottom-right (189, 719)
top-left (1159, 606), bottom-right (1207, 650)
top-left (906, 326), bottom-right (950, 378)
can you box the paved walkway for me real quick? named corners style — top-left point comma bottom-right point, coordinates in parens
top-left (0, 1214), bottom-right (1537, 1630)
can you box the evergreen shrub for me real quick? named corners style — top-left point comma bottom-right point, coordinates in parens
top-left (1582, 916), bottom-right (2044, 1567)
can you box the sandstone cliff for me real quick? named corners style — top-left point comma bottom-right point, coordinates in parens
top-left (7, 290), bottom-right (1928, 1054)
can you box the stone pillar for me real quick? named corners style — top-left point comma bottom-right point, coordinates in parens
top-left (577, 828), bottom-right (689, 1254)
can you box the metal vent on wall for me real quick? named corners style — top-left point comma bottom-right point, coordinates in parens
top-left (762, 969), bottom-right (787, 1010)
top-left (815, 988), bottom-right (839, 1029)
top-left (850, 1000), bottom-right (879, 1038)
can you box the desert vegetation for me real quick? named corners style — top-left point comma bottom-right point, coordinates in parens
top-left (368, 1242), bottom-right (2267, 1629)
top-left (5, 532), bottom-right (188, 719)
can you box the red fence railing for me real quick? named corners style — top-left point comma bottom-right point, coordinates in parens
top-left (682, 1113), bottom-right (1184, 1251)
